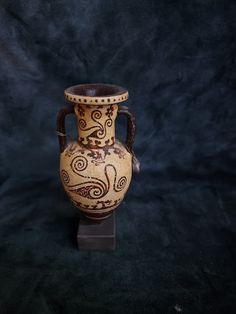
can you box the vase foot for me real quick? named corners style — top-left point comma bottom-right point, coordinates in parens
top-left (84, 213), bottom-right (112, 221)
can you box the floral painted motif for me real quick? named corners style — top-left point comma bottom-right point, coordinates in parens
top-left (105, 105), bottom-right (115, 118)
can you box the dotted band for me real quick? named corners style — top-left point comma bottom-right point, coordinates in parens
top-left (64, 84), bottom-right (129, 105)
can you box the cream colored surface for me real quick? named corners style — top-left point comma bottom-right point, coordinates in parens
top-left (60, 140), bottom-right (132, 218)
top-left (75, 104), bottom-right (118, 148)
top-left (64, 90), bottom-right (128, 105)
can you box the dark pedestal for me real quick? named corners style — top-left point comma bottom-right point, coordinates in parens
top-left (77, 213), bottom-right (116, 250)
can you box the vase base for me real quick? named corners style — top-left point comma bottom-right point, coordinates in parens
top-left (77, 212), bottom-right (115, 250)
top-left (84, 214), bottom-right (112, 220)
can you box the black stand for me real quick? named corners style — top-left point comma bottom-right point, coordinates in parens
top-left (77, 213), bottom-right (116, 250)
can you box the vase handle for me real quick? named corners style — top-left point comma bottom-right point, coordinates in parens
top-left (118, 105), bottom-right (140, 173)
top-left (56, 105), bottom-right (75, 153)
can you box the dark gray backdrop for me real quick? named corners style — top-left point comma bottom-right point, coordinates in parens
top-left (0, 0), bottom-right (236, 313)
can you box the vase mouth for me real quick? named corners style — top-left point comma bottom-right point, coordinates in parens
top-left (64, 83), bottom-right (128, 105)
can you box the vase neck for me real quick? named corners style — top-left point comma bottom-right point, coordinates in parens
top-left (75, 104), bottom-right (118, 149)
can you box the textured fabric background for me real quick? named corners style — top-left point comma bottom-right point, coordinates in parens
top-left (0, 0), bottom-right (236, 313)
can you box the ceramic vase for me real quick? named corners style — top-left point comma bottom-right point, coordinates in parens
top-left (57, 84), bottom-right (139, 220)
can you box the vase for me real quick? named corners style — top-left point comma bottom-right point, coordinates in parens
top-left (57, 83), bottom-right (139, 220)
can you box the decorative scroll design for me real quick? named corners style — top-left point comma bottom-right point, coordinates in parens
top-left (77, 105), bottom-right (116, 148)
top-left (61, 170), bottom-right (70, 185)
top-left (68, 156), bottom-right (107, 199)
top-left (71, 155), bottom-right (88, 172)
top-left (61, 157), bottom-right (127, 200)
top-left (78, 110), bottom-right (112, 139)
top-left (114, 175), bottom-right (127, 192)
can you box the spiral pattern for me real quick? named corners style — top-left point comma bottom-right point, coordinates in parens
top-left (92, 110), bottom-right (102, 120)
top-left (97, 128), bottom-right (105, 137)
top-left (96, 119), bottom-right (113, 137)
top-left (71, 156), bottom-right (88, 174)
top-left (69, 182), bottom-right (107, 199)
top-left (106, 119), bottom-right (113, 128)
top-left (115, 176), bottom-right (127, 191)
top-left (78, 119), bottom-right (87, 130)
top-left (61, 169), bottom-right (70, 185)
top-left (89, 185), bottom-right (106, 198)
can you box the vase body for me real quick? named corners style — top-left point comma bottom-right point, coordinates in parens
top-left (57, 84), bottom-right (138, 220)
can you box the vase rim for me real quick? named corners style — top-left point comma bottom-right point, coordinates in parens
top-left (64, 83), bottom-right (128, 105)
